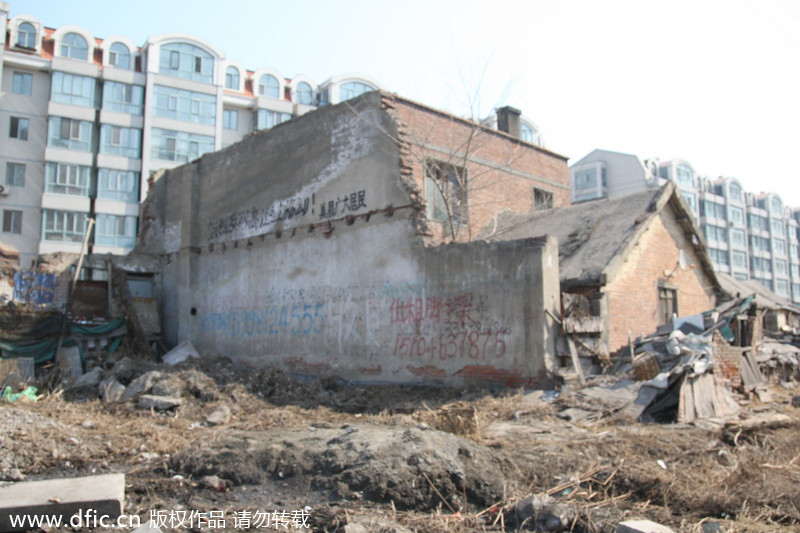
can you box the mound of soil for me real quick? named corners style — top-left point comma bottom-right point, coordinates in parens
top-left (172, 422), bottom-right (515, 511)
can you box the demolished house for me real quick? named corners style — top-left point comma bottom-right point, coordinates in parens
top-left (129, 91), bottom-right (572, 387)
top-left (481, 182), bottom-right (722, 369)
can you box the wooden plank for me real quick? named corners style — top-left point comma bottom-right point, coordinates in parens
top-left (679, 374), bottom-right (694, 423)
top-left (566, 337), bottom-right (586, 385)
top-left (692, 374), bottom-right (714, 420)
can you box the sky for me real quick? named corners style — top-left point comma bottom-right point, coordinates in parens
top-left (12, 0), bottom-right (800, 205)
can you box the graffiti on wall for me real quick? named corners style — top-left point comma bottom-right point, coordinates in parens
top-left (13, 271), bottom-right (56, 305)
top-left (197, 276), bottom-right (516, 365)
top-left (207, 189), bottom-right (368, 241)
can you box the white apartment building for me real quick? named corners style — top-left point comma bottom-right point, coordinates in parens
top-left (0, 2), bottom-right (382, 267)
top-left (571, 149), bottom-right (800, 304)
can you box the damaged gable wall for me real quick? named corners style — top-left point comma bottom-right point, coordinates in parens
top-left (385, 96), bottom-right (570, 244)
top-left (604, 204), bottom-right (717, 352)
top-left (134, 92), bottom-right (562, 386)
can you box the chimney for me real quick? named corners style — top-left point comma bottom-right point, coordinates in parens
top-left (496, 106), bottom-right (522, 139)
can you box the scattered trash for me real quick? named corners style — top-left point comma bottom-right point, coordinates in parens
top-left (1, 385), bottom-right (37, 403)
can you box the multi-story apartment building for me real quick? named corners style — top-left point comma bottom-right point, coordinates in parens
top-left (570, 148), bottom-right (800, 304)
top-left (0, 2), bottom-right (384, 267)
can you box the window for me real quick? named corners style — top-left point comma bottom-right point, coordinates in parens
top-left (102, 81), bottom-right (144, 115)
top-left (225, 67), bottom-right (239, 90)
top-left (771, 219), bottom-right (785, 236)
top-left (51, 72), bottom-right (95, 107)
top-left (658, 286), bottom-right (678, 326)
top-left (775, 279), bottom-right (789, 297)
top-left (48, 117), bottom-right (92, 151)
top-left (520, 123), bottom-right (534, 143)
top-left (731, 229), bottom-right (746, 247)
top-left (792, 264), bottom-right (800, 278)
top-left (12, 72), bottom-right (33, 95)
top-left (153, 85), bottom-right (216, 125)
top-left (151, 128), bottom-right (214, 162)
top-left (61, 33), bottom-right (88, 60)
top-left (751, 257), bottom-right (772, 274)
top-left (9, 117), bottom-right (29, 140)
top-left (774, 239), bottom-right (787, 256)
top-left (97, 169), bottom-right (139, 203)
top-left (223, 109), bottom-right (238, 130)
top-left (681, 191), bottom-right (697, 211)
top-left (42, 209), bottom-right (87, 242)
top-left (425, 160), bottom-right (467, 224)
top-left (534, 188), bottom-right (554, 211)
top-left (730, 206), bottom-right (745, 225)
top-left (770, 197), bottom-right (783, 215)
top-left (108, 42), bottom-right (131, 69)
top-left (704, 224), bottom-right (727, 243)
top-left (2, 210), bottom-right (22, 234)
top-left (17, 22), bottom-right (36, 48)
top-left (575, 169), bottom-right (596, 189)
top-left (675, 164), bottom-right (694, 188)
top-left (732, 251), bottom-right (747, 269)
top-left (728, 182), bottom-right (742, 203)
top-left (296, 82), bottom-right (312, 105)
top-left (5, 163), bottom-right (25, 187)
top-left (709, 248), bottom-right (729, 266)
top-left (95, 214), bottom-right (137, 248)
top-left (258, 75), bottom-right (280, 98)
top-left (339, 81), bottom-right (375, 101)
top-left (701, 200), bottom-right (726, 219)
top-left (775, 259), bottom-right (788, 276)
top-left (159, 43), bottom-right (213, 83)
top-left (100, 125), bottom-right (141, 158)
top-left (749, 214), bottom-right (768, 232)
top-left (45, 163), bottom-right (91, 196)
top-left (255, 109), bottom-right (291, 130)
top-left (750, 235), bottom-right (770, 253)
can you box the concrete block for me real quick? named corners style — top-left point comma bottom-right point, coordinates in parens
top-left (0, 473), bottom-right (125, 532)
top-left (618, 519), bottom-right (676, 533)
top-left (138, 394), bottom-right (183, 410)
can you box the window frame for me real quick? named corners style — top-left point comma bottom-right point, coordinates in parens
top-left (60, 32), bottom-right (89, 60)
top-left (424, 159), bottom-right (468, 225)
top-left (5, 162), bottom-right (26, 187)
top-left (2, 210), bottom-right (22, 234)
top-left (12, 71), bottom-right (33, 95)
top-left (9, 117), bottom-right (29, 140)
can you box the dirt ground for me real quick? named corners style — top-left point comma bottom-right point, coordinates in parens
top-left (1, 351), bottom-right (799, 533)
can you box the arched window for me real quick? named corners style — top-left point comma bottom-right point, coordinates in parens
top-left (17, 22), bottom-right (36, 48)
top-left (520, 123), bottom-right (533, 143)
top-left (340, 81), bottom-right (375, 101)
top-left (225, 67), bottom-right (240, 90)
top-left (728, 182), bottom-right (742, 203)
top-left (109, 42), bottom-right (130, 69)
top-left (258, 74), bottom-right (280, 98)
top-left (159, 42), bottom-right (213, 83)
top-left (61, 33), bottom-right (88, 60)
top-left (296, 82), bottom-right (312, 105)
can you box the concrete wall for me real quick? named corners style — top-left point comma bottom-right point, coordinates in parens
top-left (137, 92), bottom-right (561, 386)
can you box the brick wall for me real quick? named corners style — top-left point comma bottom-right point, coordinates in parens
top-left (605, 208), bottom-right (717, 353)
top-left (387, 96), bottom-right (570, 244)
top-left (713, 330), bottom-right (742, 388)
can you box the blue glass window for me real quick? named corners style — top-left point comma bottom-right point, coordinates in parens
top-left (225, 67), bottom-right (239, 90)
top-left (258, 75), bottom-right (280, 98)
top-left (51, 72), bottom-right (95, 107)
top-left (159, 42), bottom-right (213, 83)
top-left (61, 33), bottom-right (88, 60)
top-left (109, 42), bottom-right (131, 69)
top-left (296, 82), bottom-right (312, 105)
top-left (153, 85), bottom-right (216, 125)
top-left (97, 169), bottom-right (139, 203)
top-left (17, 22), bottom-right (36, 48)
top-left (102, 81), bottom-right (144, 115)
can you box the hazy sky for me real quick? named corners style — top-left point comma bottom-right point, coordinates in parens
top-left (12, 0), bottom-right (800, 205)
